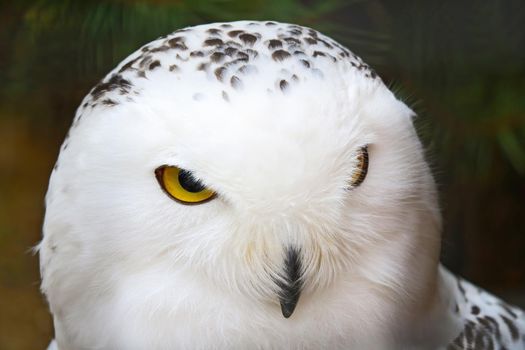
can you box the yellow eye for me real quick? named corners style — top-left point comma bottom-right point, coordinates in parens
top-left (349, 146), bottom-right (369, 188)
top-left (155, 165), bottom-right (215, 204)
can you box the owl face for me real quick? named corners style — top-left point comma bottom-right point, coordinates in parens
top-left (42, 21), bottom-right (441, 322)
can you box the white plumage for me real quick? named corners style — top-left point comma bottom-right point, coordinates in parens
top-left (39, 21), bottom-right (525, 349)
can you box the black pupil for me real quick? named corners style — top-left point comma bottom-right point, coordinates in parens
top-left (178, 169), bottom-right (206, 193)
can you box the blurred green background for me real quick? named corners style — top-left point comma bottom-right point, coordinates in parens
top-left (1, 0), bottom-right (524, 348)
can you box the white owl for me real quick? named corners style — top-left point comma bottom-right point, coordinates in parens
top-left (38, 21), bottom-right (525, 349)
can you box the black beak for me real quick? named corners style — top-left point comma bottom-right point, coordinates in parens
top-left (277, 247), bottom-right (302, 318)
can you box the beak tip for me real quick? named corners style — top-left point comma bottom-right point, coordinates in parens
top-left (277, 247), bottom-right (302, 319)
top-left (280, 297), bottom-right (299, 318)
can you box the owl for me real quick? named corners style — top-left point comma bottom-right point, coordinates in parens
top-left (38, 21), bottom-right (525, 349)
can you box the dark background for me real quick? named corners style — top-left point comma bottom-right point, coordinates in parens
top-left (1, 1), bottom-right (524, 348)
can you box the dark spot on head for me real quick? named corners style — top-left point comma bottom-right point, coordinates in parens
top-left (137, 70), bottom-right (146, 78)
top-left (168, 36), bottom-right (183, 44)
top-left (150, 45), bottom-right (170, 53)
top-left (149, 60), bottom-right (161, 70)
top-left (204, 38), bottom-right (224, 47)
top-left (304, 37), bottom-right (317, 45)
top-left (318, 38), bottom-right (334, 49)
top-left (210, 52), bottom-right (225, 62)
top-left (283, 37), bottom-right (301, 45)
top-left (307, 29), bottom-right (318, 37)
top-left (172, 42), bottom-right (188, 50)
top-left (215, 67), bottom-right (226, 81)
top-left (248, 22), bottom-right (258, 26)
top-left (291, 74), bottom-right (299, 82)
top-left (197, 62), bottom-right (209, 71)
top-left (118, 56), bottom-right (140, 73)
top-left (239, 33), bottom-right (257, 46)
top-left (300, 59), bottom-right (310, 68)
top-left (313, 51), bottom-right (326, 58)
top-left (360, 63), bottom-right (370, 71)
top-left (267, 39), bottom-right (283, 49)
top-left (168, 37), bottom-right (188, 50)
top-left (266, 21), bottom-right (277, 26)
top-left (279, 79), bottom-right (289, 91)
top-left (91, 74), bottom-right (132, 101)
top-left (206, 28), bottom-right (221, 35)
top-left (225, 40), bottom-right (242, 49)
top-left (169, 64), bottom-right (179, 72)
top-left (230, 75), bottom-right (242, 89)
top-left (245, 49), bottom-right (258, 58)
top-left (293, 50), bottom-right (305, 56)
top-left (224, 47), bottom-right (238, 56)
top-left (220, 23), bottom-right (232, 28)
top-left (236, 51), bottom-right (249, 60)
top-left (228, 30), bottom-right (244, 38)
top-left (288, 24), bottom-right (303, 36)
top-left (190, 51), bottom-right (205, 57)
top-left (272, 50), bottom-right (291, 61)
top-left (101, 98), bottom-right (117, 106)
top-left (139, 55), bottom-right (153, 68)
top-left (224, 58), bottom-right (248, 69)
top-left (175, 54), bottom-right (189, 62)
top-left (222, 90), bottom-right (229, 102)
top-left (238, 65), bottom-right (257, 75)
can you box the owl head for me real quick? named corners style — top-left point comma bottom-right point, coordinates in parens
top-left (40, 21), bottom-right (441, 331)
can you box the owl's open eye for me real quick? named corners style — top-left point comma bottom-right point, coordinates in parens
top-left (348, 146), bottom-right (369, 188)
top-left (155, 165), bottom-right (216, 204)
